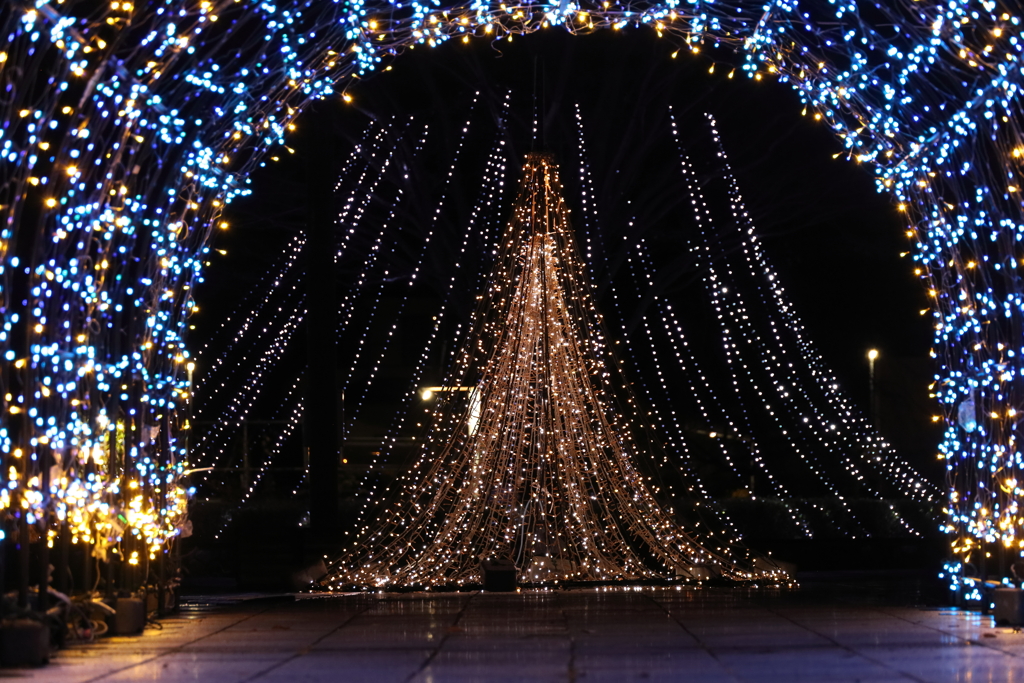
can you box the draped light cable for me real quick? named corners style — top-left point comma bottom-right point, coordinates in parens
top-left (322, 153), bottom-right (782, 588)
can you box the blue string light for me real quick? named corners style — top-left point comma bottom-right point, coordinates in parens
top-left (1, 0), bottom-right (1021, 567)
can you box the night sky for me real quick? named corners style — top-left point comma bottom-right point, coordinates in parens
top-left (196, 29), bottom-right (938, 477)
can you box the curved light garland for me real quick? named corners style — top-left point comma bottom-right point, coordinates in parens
top-left (324, 153), bottom-right (780, 587)
top-left (0, 0), bottom-right (1021, 570)
top-left (205, 95), bottom-right (936, 551)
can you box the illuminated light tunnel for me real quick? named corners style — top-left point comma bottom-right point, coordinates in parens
top-left (0, 0), bottom-right (1022, 587)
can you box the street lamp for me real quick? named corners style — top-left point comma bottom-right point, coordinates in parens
top-left (867, 349), bottom-right (879, 428)
top-left (421, 386), bottom-right (480, 435)
top-left (420, 386), bottom-right (474, 400)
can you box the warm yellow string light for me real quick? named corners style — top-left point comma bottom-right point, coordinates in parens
top-left (322, 153), bottom-right (784, 589)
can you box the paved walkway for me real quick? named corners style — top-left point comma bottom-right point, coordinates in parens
top-left (18, 582), bottom-right (1024, 682)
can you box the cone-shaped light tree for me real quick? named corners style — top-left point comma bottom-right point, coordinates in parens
top-left (322, 153), bottom-right (780, 589)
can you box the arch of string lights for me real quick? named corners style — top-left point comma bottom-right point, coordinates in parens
top-left (0, 0), bottom-right (1021, 567)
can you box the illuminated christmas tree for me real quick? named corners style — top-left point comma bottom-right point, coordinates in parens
top-left (321, 153), bottom-right (779, 589)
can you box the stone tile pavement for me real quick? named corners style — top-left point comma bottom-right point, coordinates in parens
top-left (13, 581), bottom-right (1024, 682)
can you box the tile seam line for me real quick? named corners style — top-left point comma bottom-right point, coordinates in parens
top-left (239, 599), bottom-right (376, 682)
top-left (643, 593), bottom-right (744, 683)
top-left (878, 605), bottom-right (1024, 659)
top-left (77, 599), bottom-right (291, 683)
top-left (763, 603), bottom-right (930, 683)
top-left (403, 590), bottom-right (479, 683)
top-left (557, 590), bottom-right (577, 683)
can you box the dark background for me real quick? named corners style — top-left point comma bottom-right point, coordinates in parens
top-left (183, 30), bottom-right (943, 582)
top-left (199, 28), bottom-right (937, 458)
